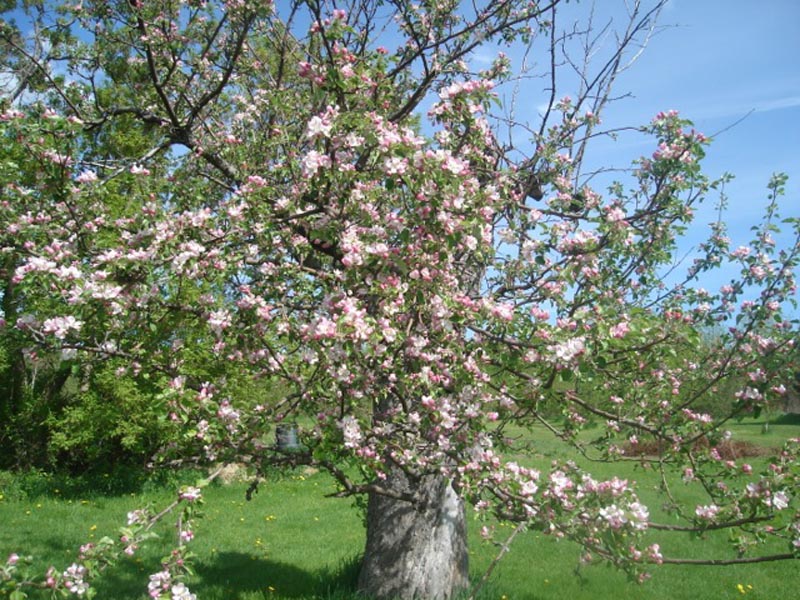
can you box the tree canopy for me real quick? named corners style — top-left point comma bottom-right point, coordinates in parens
top-left (1, 0), bottom-right (798, 598)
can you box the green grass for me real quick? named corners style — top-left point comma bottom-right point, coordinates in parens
top-left (1, 418), bottom-right (799, 599)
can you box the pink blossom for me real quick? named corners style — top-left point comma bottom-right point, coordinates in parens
top-left (610, 321), bottom-right (629, 338)
top-left (217, 400), bottom-right (240, 424)
top-left (127, 509), bottom-right (148, 525)
top-left (548, 470), bottom-right (573, 499)
top-left (442, 154), bottom-right (469, 175)
top-left (383, 156), bottom-right (408, 175)
top-left (767, 491), bottom-right (789, 511)
top-left (597, 477), bottom-right (629, 497)
top-left (42, 316), bottom-right (82, 339)
top-left (0, 108), bottom-right (24, 120)
top-left (305, 115), bottom-right (333, 139)
top-left (647, 543), bottom-right (663, 564)
top-left (681, 408), bottom-right (713, 424)
top-left (749, 265), bottom-right (766, 280)
top-left (42, 149), bottom-right (73, 165)
top-left (488, 302), bottom-right (514, 321)
top-left (246, 174), bottom-right (268, 188)
top-left (312, 317), bottom-right (337, 339)
top-left (179, 486), bottom-right (202, 502)
top-left (730, 246), bottom-right (751, 259)
top-left (735, 387), bottom-right (763, 402)
top-left (551, 337), bottom-right (586, 364)
top-left (339, 415), bottom-right (363, 448)
top-left (62, 563), bottom-right (89, 596)
top-left (628, 502), bottom-right (649, 529)
top-left (76, 169), bottom-right (98, 183)
top-left (599, 504), bottom-right (627, 529)
top-left (207, 309), bottom-right (231, 334)
top-left (519, 479), bottom-right (538, 497)
top-left (301, 150), bottom-right (331, 177)
top-left (130, 164), bottom-right (150, 175)
top-left (171, 583), bottom-right (196, 600)
top-left (530, 306), bottom-right (550, 321)
top-left (148, 570), bottom-right (171, 598)
top-left (695, 504), bottom-right (719, 520)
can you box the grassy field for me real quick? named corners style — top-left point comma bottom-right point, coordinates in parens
top-left (2, 417), bottom-right (799, 599)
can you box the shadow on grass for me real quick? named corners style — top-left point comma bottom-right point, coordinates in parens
top-left (0, 465), bottom-right (210, 501)
top-left (729, 413), bottom-right (800, 427)
top-left (773, 412), bottom-right (800, 425)
top-left (79, 552), bottom-right (360, 599)
top-left (91, 558), bottom-right (163, 599)
top-left (465, 580), bottom-right (546, 600)
top-left (193, 551), bottom-right (362, 599)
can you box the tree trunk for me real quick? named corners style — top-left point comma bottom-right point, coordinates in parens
top-left (358, 469), bottom-right (469, 600)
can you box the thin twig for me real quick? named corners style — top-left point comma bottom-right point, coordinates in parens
top-left (468, 522), bottom-right (527, 600)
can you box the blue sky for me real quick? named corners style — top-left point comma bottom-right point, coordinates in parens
top-left (609, 0), bottom-right (800, 296)
top-left (613, 0), bottom-right (799, 235)
top-left (475, 0), bottom-right (799, 300)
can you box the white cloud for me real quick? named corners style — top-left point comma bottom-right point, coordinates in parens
top-left (753, 95), bottom-right (800, 114)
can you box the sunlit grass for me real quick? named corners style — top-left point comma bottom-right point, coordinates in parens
top-left (1, 417), bottom-right (798, 599)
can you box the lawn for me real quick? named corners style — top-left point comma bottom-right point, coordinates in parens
top-left (1, 417), bottom-right (799, 599)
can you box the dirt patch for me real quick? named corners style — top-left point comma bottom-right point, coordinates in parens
top-left (213, 463), bottom-right (250, 484)
top-left (621, 437), bottom-right (776, 460)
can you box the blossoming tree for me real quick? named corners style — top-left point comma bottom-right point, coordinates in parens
top-left (1, 0), bottom-right (799, 598)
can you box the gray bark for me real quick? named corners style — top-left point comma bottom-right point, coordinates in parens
top-left (358, 470), bottom-right (469, 600)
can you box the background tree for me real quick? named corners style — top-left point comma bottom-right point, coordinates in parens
top-left (1, 1), bottom-right (798, 599)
